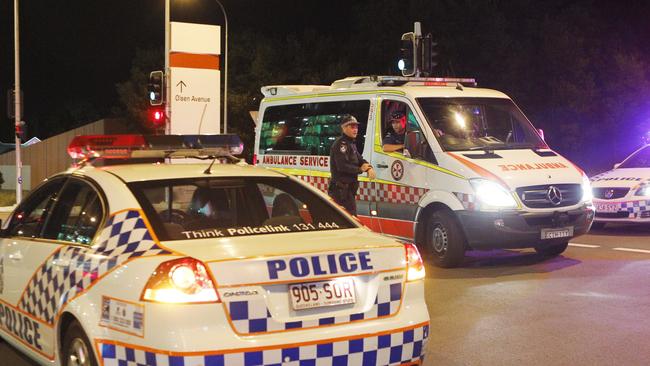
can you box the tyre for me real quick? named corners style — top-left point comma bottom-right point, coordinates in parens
top-left (61, 321), bottom-right (98, 366)
top-left (425, 209), bottom-right (466, 268)
top-left (535, 241), bottom-right (569, 257)
top-left (590, 221), bottom-right (606, 230)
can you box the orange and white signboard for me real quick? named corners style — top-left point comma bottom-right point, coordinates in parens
top-left (170, 22), bottom-right (221, 134)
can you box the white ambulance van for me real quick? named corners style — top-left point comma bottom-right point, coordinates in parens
top-left (254, 76), bottom-right (595, 267)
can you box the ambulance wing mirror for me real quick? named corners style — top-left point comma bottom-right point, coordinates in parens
top-left (537, 128), bottom-right (545, 141)
top-left (614, 163), bottom-right (621, 169)
top-left (249, 110), bottom-right (259, 127)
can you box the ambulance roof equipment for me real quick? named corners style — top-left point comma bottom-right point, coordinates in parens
top-left (261, 76), bottom-right (477, 97)
top-left (67, 134), bottom-right (244, 163)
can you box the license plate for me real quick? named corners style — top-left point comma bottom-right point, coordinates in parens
top-left (289, 278), bottom-right (356, 310)
top-left (541, 227), bottom-right (574, 240)
top-left (595, 202), bottom-right (619, 213)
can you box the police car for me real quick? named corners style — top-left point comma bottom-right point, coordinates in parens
top-left (591, 144), bottom-right (650, 228)
top-left (0, 134), bottom-right (429, 366)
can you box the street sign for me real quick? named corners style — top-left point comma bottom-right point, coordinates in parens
top-left (170, 22), bottom-right (221, 135)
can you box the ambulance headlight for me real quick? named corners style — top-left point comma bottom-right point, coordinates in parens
top-left (581, 175), bottom-right (593, 202)
top-left (635, 185), bottom-right (650, 197)
top-left (469, 178), bottom-right (517, 209)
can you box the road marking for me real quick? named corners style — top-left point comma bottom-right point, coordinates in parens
top-left (568, 243), bottom-right (600, 248)
top-left (613, 247), bottom-right (650, 254)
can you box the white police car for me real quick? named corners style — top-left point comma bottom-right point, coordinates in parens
top-left (0, 135), bottom-right (429, 366)
top-left (591, 144), bottom-right (650, 228)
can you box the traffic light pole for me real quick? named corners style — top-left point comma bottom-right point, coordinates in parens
top-left (14, 0), bottom-right (22, 203)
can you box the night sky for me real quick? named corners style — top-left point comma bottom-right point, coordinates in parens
top-left (1, 1), bottom-right (650, 172)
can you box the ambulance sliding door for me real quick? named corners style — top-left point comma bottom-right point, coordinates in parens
top-left (369, 98), bottom-right (432, 240)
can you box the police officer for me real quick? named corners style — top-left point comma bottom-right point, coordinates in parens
top-left (329, 115), bottom-right (375, 215)
top-left (383, 111), bottom-right (407, 152)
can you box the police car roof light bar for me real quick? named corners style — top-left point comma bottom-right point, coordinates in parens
top-left (67, 134), bottom-right (244, 161)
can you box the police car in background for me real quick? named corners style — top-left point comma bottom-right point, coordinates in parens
top-left (591, 144), bottom-right (650, 228)
top-left (0, 134), bottom-right (429, 366)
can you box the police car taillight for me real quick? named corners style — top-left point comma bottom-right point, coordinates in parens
top-left (141, 257), bottom-right (220, 304)
top-left (404, 243), bottom-right (425, 281)
top-left (67, 134), bottom-right (244, 160)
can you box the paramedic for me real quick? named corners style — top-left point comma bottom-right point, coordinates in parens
top-left (383, 111), bottom-right (407, 152)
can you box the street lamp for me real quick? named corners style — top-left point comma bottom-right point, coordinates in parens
top-left (164, 0), bottom-right (229, 134)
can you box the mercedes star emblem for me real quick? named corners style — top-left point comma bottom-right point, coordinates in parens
top-left (546, 186), bottom-right (563, 206)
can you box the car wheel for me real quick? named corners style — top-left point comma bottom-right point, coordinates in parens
top-left (590, 222), bottom-right (606, 230)
top-left (426, 209), bottom-right (466, 268)
top-left (535, 241), bottom-right (569, 257)
top-left (61, 321), bottom-right (98, 366)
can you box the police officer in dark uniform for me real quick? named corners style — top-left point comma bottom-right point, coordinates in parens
top-left (329, 115), bottom-right (375, 215)
top-left (383, 111), bottom-right (407, 152)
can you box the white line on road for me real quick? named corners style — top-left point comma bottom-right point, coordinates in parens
top-left (613, 247), bottom-right (650, 254)
top-left (568, 243), bottom-right (601, 248)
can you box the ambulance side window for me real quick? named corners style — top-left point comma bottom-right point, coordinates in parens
top-left (381, 101), bottom-right (436, 163)
top-left (260, 100), bottom-right (370, 156)
top-left (42, 179), bottom-right (105, 245)
top-left (5, 178), bottom-right (66, 238)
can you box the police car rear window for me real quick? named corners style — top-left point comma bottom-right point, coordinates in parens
top-left (129, 177), bottom-right (357, 241)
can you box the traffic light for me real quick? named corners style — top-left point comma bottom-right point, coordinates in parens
top-left (148, 106), bottom-right (165, 130)
top-left (398, 33), bottom-right (415, 76)
top-left (15, 120), bottom-right (26, 141)
top-left (148, 71), bottom-right (164, 106)
top-left (421, 34), bottom-right (438, 76)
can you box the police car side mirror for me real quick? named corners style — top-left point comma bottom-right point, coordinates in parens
top-left (537, 128), bottom-right (545, 141)
top-left (614, 163), bottom-right (621, 169)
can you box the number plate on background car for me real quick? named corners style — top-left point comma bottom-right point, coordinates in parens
top-left (595, 203), bottom-right (619, 212)
top-left (541, 226), bottom-right (574, 240)
top-left (289, 278), bottom-right (356, 310)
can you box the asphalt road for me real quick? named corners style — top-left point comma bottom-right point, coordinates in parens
top-left (2, 223), bottom-right (650, 366)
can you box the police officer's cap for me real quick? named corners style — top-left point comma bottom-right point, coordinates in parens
top-left (340, 115), bottom-right (359, 127)
top-left (390, 111), bottom-right (406, 121)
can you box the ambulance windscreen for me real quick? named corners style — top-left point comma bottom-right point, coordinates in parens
top-left (128, 177), bottom-right (357, 241)
top-left (417, 97), bottom-right (547, 152)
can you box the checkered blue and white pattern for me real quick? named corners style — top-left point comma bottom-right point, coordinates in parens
top-left (99, 323), bottom-right (429, 366)
top-left (18, 210), bottom-right (170, 324)
top-left (454, 192), bottom-right (477, 211)
top-left (619, 200), bottom-right (650, 218)
top-left (226, 282), bottom-right (402, 334)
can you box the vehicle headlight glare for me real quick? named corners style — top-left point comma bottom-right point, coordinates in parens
top-left (635, 185), bottom-right (650, 197)
top-left (582, 175), bottom-right (593, 202)
top-left (469, 179), bottom-right (517, 209)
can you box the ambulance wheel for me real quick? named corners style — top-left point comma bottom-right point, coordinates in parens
top-left (62, 321), bottom-right (98, 366)
top-left (535, 241), bottom-right (569, 257)
top-left (426, 209), bottom-right (466, 268)
top-left (590, 222), bottom-right (606, 230)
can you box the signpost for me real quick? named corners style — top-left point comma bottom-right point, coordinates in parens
top-left (170, 22), bottom-right (221, 135)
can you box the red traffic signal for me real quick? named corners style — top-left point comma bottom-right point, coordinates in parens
top-left (148, 107), bottom-right (165, 129)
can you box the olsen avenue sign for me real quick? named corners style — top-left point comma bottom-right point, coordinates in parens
top-left (170, 22), bottom-right (221, 134)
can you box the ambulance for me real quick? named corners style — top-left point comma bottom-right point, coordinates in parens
top-left (255, 76), bottom-right (595, 268)
top-left (0, 134), bottom-right (429, 366)
top-left (591, 143), bottom-right (650, 228)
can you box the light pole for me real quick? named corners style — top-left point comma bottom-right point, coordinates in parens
top-left (164, 0), bottom-right (171, 134)
top-left (214, 0), bottom-right (228, 133)
top-left (14, 0), bottom-right (23, 203)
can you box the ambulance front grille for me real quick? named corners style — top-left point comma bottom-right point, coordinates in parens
top-left (516, 184), bottom-right (582, 208)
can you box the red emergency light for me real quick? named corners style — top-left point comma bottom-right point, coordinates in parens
top-left (67, 134), bottom-right (244, 161)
